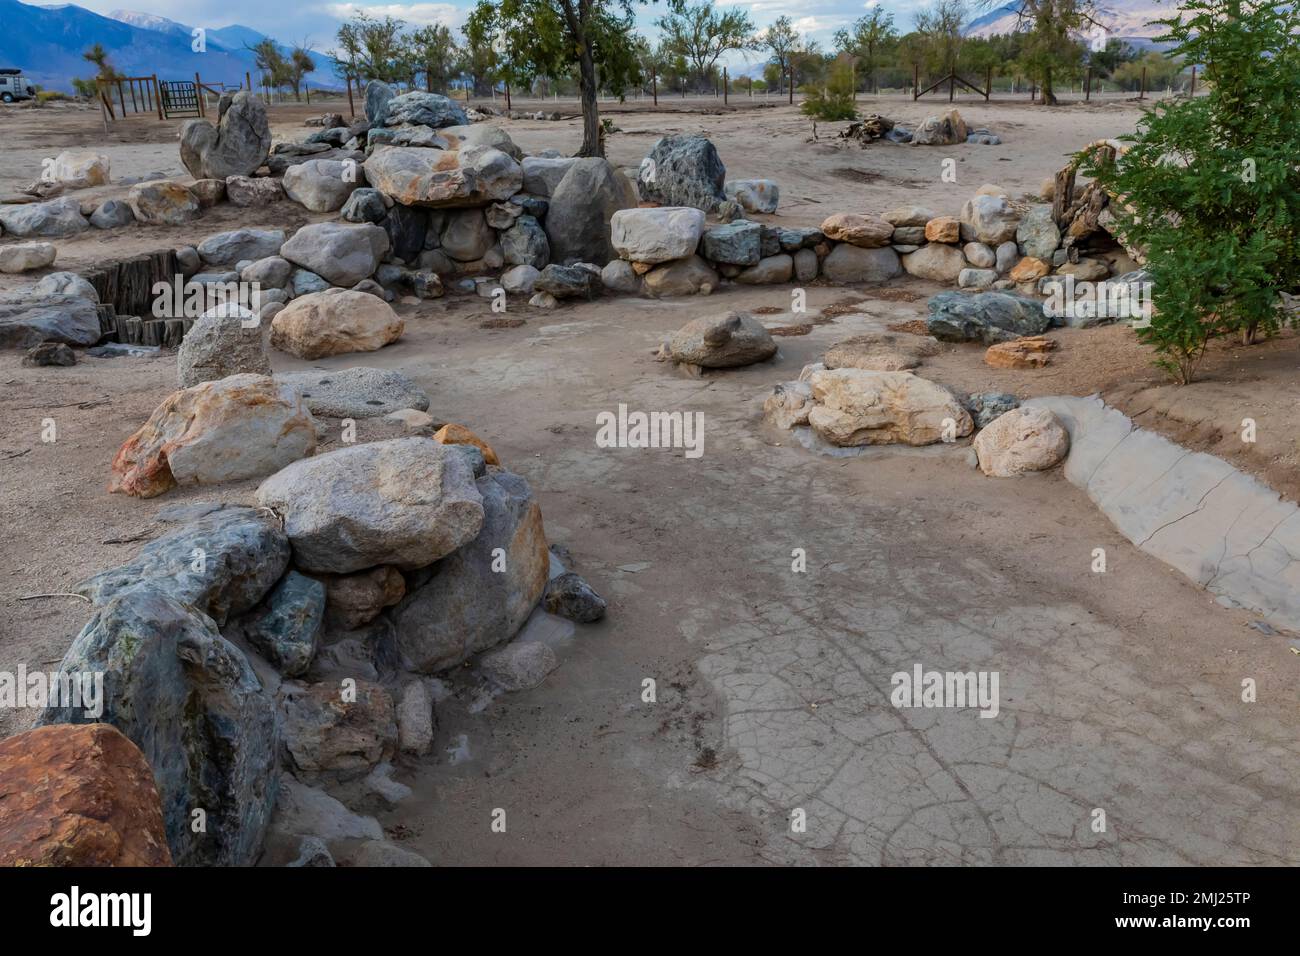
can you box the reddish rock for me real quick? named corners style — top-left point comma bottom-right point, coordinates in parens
top-left (0, 723), bottom-right (172, 867)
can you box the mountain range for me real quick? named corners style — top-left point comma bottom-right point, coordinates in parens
top-left (0, 1), bottom-right (344, 93)
top-left (964, 2), bottom-right (1179, 47)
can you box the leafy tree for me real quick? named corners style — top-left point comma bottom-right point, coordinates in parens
top-left (287, 47), bottom-right (317, 100)
top-left (1111, 50), bottom-right (1184, 92)
top-left (801, 54), bottom-right (858, 121)
top-left (834, 7), bottom-right (898, 92)
top-left (468, 0), bottom-right (644, 158)
top-left (656, 0), bottom-right (758, 92)
top-left (1089, 37), bottom-right (1138, 78)
top-left (1084, 0), bottom-right (1300, 382)
top-left (80, 42), bottom-right (121, 98)
top-left (460, 9), bottom-right (502, 96)
top-left (248, 38), bottom-right (288, 92)
top-left (913, 0), bottom-right (967, 76)
top-left (330, 12), bottom-right (410, 85)
top-left (409, 23), bottom-right (460, 93)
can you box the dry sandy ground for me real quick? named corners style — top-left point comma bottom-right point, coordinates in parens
top-left (2, 100), bottom-right (1299, 866)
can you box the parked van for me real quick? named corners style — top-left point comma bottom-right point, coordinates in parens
top-left (0, 68), bottom-right (35, 102)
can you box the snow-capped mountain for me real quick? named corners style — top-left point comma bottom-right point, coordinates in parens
top-left (965, 1), bottom-right (1183, 45)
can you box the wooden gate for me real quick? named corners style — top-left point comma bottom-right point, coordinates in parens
top-left (159, 80), bottom-right (201, 118)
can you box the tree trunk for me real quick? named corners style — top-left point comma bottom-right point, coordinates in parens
top-left (1041, 65), bottom-right (1057, 105)
top-left (576, 39), bottom-right (602, 157)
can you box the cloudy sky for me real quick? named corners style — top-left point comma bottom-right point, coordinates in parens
top-left (71, 0), bottom-right (956, 68)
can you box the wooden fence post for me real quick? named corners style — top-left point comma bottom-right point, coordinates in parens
top-left (1139, 66), bottom-right (1146, 100)
top-left (152, 75), bottom-right (162, 119)
top-left (913, 64), bottom-right (919, 100)
top-left (1189, 65), bottom-right (1196, 96)
top-left (723, 67), bottom-right (728, 105)
top-left (346, 75), bottom-right (355, 118)
top-left (652, 68), bottom-right (657, 106)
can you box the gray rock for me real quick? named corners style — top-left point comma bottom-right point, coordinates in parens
top-left (0, 295), bottom-right (101, 349)
top-left (256, 438), bottom-right (484, 575)
top-left (341, 187), bottom-right (387, 223)
top-left (396, 681), bottom-right (434, 755)
top-left (1016, 205), bottom-right (1060, 260)
top-left (535, 263), bottom-right (596, 299)
top-left (393, 469), bottom-right (549, 673)
top-left (381, 91), bottom-right (468, 129)
top-left (290, 269), bottom-right (330, 296)
top-left (177, 305), bottom-right (272, 388)
top-left (501, 263), bottom-right (541, 295)
top-left (963, 241), bottom-right (996, 269)
top-left (960, 193), bottom-right (1021, 245)
top-left (0, 197), bottom-right (89, 238)
top-left (822, 245), bottom-right (902, 284)
top-left (793, 247), bottom-right (819, 282)
top-left (926, 290), bottom-right (1049, 344)
top-left (279, 680), bottom-right (395, 775)
top-left (479, 640), bottom-right (558, 691)
top-left (288, 836), bottom-right (336, 867)
top-left (31, 272), bottom-right (97, 301)
top-left (381, 203), bottom-right (429, 263)
top-left (638, 134), bottom-right (726, 211)
top-left (180, 92), bottom-right (272, 180)
top-left (544, 158), bottom-right (638, 265)
top-left (22, 341), bottom-right (76, 366)
top-left (501, 215), bottom-right (550, 270)
top-left (273, 776), bottom-right (382, 843)
top-left (543, 572), bottom-right (607, 623)
top-left (440, 208), bottom-right (493, 261)
top-left (995, 240), bottom-right (1019, 275)
top-left (283, 159), bottom-right (366, 212)
top-left (197, 228), bottom-right (285, 267)
top-left (776, 227), bottom-right (824, 251)
top-left (958, 267), bottom-right (998, 289)
top-left (275, 366), bottom-right (430, 419)
top-left (600, 258), bottom-right (640, 294)
top-left (364, 80), bottom-right (394, 125)
top-left (280, 222), bottom-right (390, 287)
top-left (964, 392), bottom-right (1020, 429)
top-left (736, 253), bottom-right (793, 284)
top-left (666, 311), bottom-right (777, 368)
top-left (38, 586), bottom-right (279, 867)
top-left (89, 198), bottom-right (135, 229)
top-left (76, 506), bottom-right (291, 625)
top-left (521, 156), bottom-right (577, 197)
top-left (241, 256), bottom-right (293, 289)
top-left (702, 221), bottom-right (762, 266)
top-left (235, 571), bottom-right (324, 678)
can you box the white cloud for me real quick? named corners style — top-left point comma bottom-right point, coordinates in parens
top-left (322, 3), bottom-right (465, 28)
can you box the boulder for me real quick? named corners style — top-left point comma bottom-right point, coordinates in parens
top-left (381, 91), bottom-right (468, 128)
top-left (362, 145), bottom-right (521, 207)
top-left (197, 227), bottom-right (285, 266)
top-left (545, 158), bottom-right (638, 265)
top-left (225, 175), bottom-right (285, 207)
top-left (959, 268), bottom-right (998, 289)
top-left (724, 178), bottom-right (779, 214)
top-left (502, 263), bottom-right (542, 295)
top-left (984, 335), bottom-right (1056, 369)
top-left (543, 572), bottom-right (607, 623)
top-left (89, 198), bottom-right (136, 229)
top-left (30, 272), bottom-right (95, 301)
top-left (820, 213), bottom-right (893, 248)
top-left (23, 341), bottom-right (76, 366)
top-left (883, 206), bottom-right (939, 227)
top-left (610, 207), bottom-right (706, 264)
top-left (535, 263), bottom-right (597, 299)
top-left (0, 196), bottom-right (89, 237)
top-left (235, 571), bottom-right (324, 678)
top-left (48, 150), bottom-right (111, 188)
top-left (396, 681), bottom-right (435, 755)
top-left (642, 255), bottom-right (718, 297)
top-left (1015, 205), bottom-right (1060, 260)
top-left (255, 437), bottom-right (485, 574)
top-left (960, 193), bottom-right (1021, 245)
top-left (521, 156), bottom-right (578, 197)
top-left (480, 640), bottom-right (558, 691)
top-left (793, 247), bottom-right (819, 281)
top-left (973, 406), bottom-right (1069, 477)
top-left (901, 243), bottom-right (967, 282)
top-left (0, 724), bottom-right (171, 867)
top-left (280, 222), bottom-right (390, 287)
top-left (271, 289), bottom-right (403, 359)
top-left (439, 123), bottom-right (523, 159)
top-left (763, 380), bottom-right (815, 430)
top-left (440, 208), bottom-right (493, 261)
top-left (75, 506), bottom-right (290, 624)
top-left (290, 269), bottom-right (330, 296)
top-left (279, 680), bottom-right (396, 775)
top-left (177, 305), bottom-right (271, 387)
top-left (665, 311), bottom-right (777, 367)
top-left (964, 392), bottom-right (1020, 429)
top-left (736, 253), bottom-right (794, 284)
top-left (924, 216), bottom-right (961, 243)
top-left (364, 80), bottom-right (394, 124)
top-left (341, 187), bottom-right (388, 223)
top-left (179, 91), bottom-right (272, 180)
top-left (393, 469), bottom-right (548, 672)
top-left (824, 331), bottom-right (940, 372)
top-left (0, 241), bottom-right (56, 273)
top-left (283, 159), bottom-right (366, 212)
top-left (963, 242), bottom-right (995, 269)
top-left (701, 220), bottom-right (762, 266)
top-left (433, 422), bottom-right (500, 466)
top-left (190, 178), bottom-right (226, 207)
top-left (109, 373), bottom-right (315, 498)
top-left (995, 240), bottom-right (1019, 274)
top-left (1010, 257), bottom-right (1050, 282)
top-left (809, 369), bottom-right (973, 447)
top-left (1056, 258), bottom-right (1110, 281)
top-left (911, 109), bottom-right (968, 146)
top-left (381, 203), bottom-right (429, 262)
top-left (926, 290), bottom-right (1049, 344)
top-left (39, 586), bottom-right (279, 866)
top-left (275, 366), bottom-right (430, 419)
top-left (128, 180), bottom-right (200, 225)
top-left (321, 566), bottom-right (406, 630)
top-left (822, 244), bottom-right (902, 284)
top-left (240, 256), bottom-right (293, 289)
top-left (637, 134), bottom-right (726, 211)
top-left (0, 295), bottom-right (101, 349)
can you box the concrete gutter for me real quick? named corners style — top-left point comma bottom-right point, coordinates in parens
top-left (1026, 395), bottom-right (1300, 632)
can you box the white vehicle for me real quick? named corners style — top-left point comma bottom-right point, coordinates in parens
top-left (0, 69), bottom-right (35, 103)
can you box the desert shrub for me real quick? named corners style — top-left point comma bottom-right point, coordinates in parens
top-left (36, 91), bottom-right (70, 103)
top-left (1085, 0), bottom-right (1300, 383)
top-left (801, 57), bottom-right (857, 122)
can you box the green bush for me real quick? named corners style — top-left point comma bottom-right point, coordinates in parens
top-left (1085, 0), bottom-right (1300, 383)
top-left (801, 57), bottom-right (857, 122)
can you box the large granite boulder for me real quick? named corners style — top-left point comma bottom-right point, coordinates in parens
top-left (701, 221), bottom-right (762, 266)
top-left (283, 159), bottom-right (367, 212)
top-left (197, 228), bottom-right (285, 266)
top-left (0, 197), bottom-right (89, 237)
top-left (109, 374), bottom-right (316, 498)
top-left (255, 437), bottom-right (485, 574)
top-left (501, 215), bottom-right (550, 270)
top-left (911, 109), bottom-right (968, 146)
top-left (663, 311), bottom-right (777, 368)
top-left (973, 405), bottom-right (1070, 477)
top-left (823, 245), bottom-right (902, 283)
top-left (0, 295), bottom-right (100, 349)
top-left (960, 193), bottom-right (1021, 245)
top-left (808, 368), bottom-right (973, 446)
top-left (128, 180), bottom-right (201, 225)
top-left (926, 290), bottom-right (1049, 344)
top-left (177, 304), bottom-right (272, 387)
top-left (363, 145), bottom-right (521, 207)
top-left (610, 207), bottom-right (706, 264)
top-left (180, 91), bottom-right (272, 180)
top-left (275, 367), bottom-right (430, 419)
top-left (271, 289), bottom-right (403, 359)
top-left (393, 470), bottom-right (549, 672)
top-left (279, 222), bottom-right (389, 287)
top-left (39, 586), bottom-right (280, 866)
top-left (637, 134), bottom-right (726, 211)
top-left (820, 213), bottom-right (893, 248)
top-left (521, 156), bottom-right (577, 197)
top-left (381, 91), bottom-right (468, 129)
top-left (545, 158), bottom-right (639, 265)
